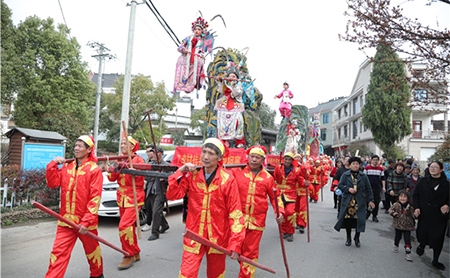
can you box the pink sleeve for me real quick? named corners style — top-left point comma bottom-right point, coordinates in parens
top-left (289, 90), bottom-right (293, 98)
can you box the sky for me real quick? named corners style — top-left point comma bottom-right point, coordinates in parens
top-left (5, 0), bottom-right (449, 122)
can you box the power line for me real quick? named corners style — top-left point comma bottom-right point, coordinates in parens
top-left (144, 0), bottom-right (180, 47)
top-left (146, 0), bottom-right (181, 45)
top-left (57, 0), bottom-right (75, 49)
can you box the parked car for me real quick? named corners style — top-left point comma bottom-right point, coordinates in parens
top-left (98, 171), bottom-right (183, 224)
top-left (163, 150), bottom-right (175, 163)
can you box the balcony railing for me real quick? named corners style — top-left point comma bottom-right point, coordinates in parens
top-left (411, 129), bottom-right (447, 140)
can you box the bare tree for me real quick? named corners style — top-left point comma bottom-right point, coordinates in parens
top-left (340, 0), bottom-right (449, 111)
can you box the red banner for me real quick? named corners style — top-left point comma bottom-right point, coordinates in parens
top-left (171, 147), bottom-right (247, 167)
top-left (161, 137), bottom-right (173, 144)
top-left (266, 154), bottom-right (282, 167)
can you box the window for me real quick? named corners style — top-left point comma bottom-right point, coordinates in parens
top-left (360, 121), bottom-right (363, 133)
top-left (360, 95), bottom-right (364, 107)
top-left (338, 109), bottom-right (341, 119)
top-left (323, 113), bottom-right (329, 124)
top-left (344, 125), bottom-right (348, 137)
top-left (353, 98), bottom-right (358, 115)
top-left (364, 125), bottom-right (367, 132)
top-left (353, 120), bottom-right (358, 139)
top-left (414, 89), bottom-right (427, 101)
top-left (338, 128), bottom-right (341, 139)
top-left (321, 129), bottom-right (327, 141)
top-left (344, 105), bottom-right (348, 117)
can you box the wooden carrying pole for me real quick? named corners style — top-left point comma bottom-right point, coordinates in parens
top-left (144, 108), bottom-right (170, 214)
top-left (273, 188), bottom-right (290, 278)
top-left (183, 229), bottom-right (276, 274)
top-left (122, 121), bottom-right (141, 239)
top-left (320, 166), bottom-right (324, 202)
top-left (32, 201), bottom-right (129, 256)
top-left (65, 155), bottom-right (134, 164)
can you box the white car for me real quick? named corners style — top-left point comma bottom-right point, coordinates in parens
top-left (98, 172), bottom-right (183, 222)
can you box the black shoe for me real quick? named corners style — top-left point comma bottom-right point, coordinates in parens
top-left (384, 210), bottom-right (389, 214)
top-left (148, 234), bottom-right (159, 241)
top-left (432, 261), bottom-right (446, 270)
top-left (299, 226), bottom-right (305, 234)
top-left (314, 200), bottom-right (318, 203)
top-left (354, 237), bottom-right (361, 247)
top-left (416, 246), bottom-right (424, 256)
top-left (345, 237), bottom-right (351, 246)
top-left (373, 216), bottom-right (379, 222)
top-left (283, 233), bottom-right (288, 239)
top-left (309, 198), bottom-right (313, 203)
top-left (295, 225), bottom-right (300, 230)
top-left (159, 226), bottom-right (170, 234)
top-left (334, 204), bottom-right (337, 209)
top-left (286, 234), bottom-right (294, 242)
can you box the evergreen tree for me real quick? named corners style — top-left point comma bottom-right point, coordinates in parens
top-left (362, 40), bottom-right (412, 158)
top-left (1, 1), bottom-right (18, 109)
top-left (103, 74), bottom-right (175, 150)
top-left (259, 102), bottom-right (277, 129)
top-left (11, 15), bottom-right (95, 157)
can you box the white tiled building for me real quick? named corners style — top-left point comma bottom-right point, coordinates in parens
top-left (328, 59), bottom-right (448, 161)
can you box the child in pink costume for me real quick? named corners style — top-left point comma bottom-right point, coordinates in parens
top-left (275, 82), bottom-right (293, 119)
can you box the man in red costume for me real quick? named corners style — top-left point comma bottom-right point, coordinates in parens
top-left (107, 136), bottom-right (145, 270)
top-left (167, 138), bottom-right (245, 278)
top-left (273, 152), bottom-right (301, 242)
top-left (45, 135), bottom-right (103, 278)
top-left (309, 159), bottom-right (325, 203)
top-left (295, 158), bottom-right (309, 234)
top-left (231, 146), bottom-right (284, 278)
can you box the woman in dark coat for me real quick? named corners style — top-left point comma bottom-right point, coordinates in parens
top-left (334, 156), bottom-right (375, 247)
top-left (413, 161), bottom-right (449, 271)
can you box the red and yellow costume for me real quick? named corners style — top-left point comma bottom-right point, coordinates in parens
top-left (273, 159), bottom-right (300, 235)
top-left (231, 153), bottom-right (284, 278)
top-left (308, 162), bottom-right (326, 202)
top-left (295, 164), bottom-right (309, 228)
top-left (167, 164), bottom-right (245, 278)
top-left (107, 137), bottom-right (145, 258)
top-left (45, 136), bottom-right (103, 278)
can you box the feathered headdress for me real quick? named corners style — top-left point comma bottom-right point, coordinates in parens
top-left (192, 17), bottom-right (209, 31)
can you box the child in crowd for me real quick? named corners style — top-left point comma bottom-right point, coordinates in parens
top-left (389, 190), bottom-right (415, 261)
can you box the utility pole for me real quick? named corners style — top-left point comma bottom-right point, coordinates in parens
top-left (119, 0), bottom-right (144, 153)
top-left (88, 41), bottom-right (116, 155)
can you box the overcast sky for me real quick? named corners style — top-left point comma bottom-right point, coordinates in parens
top-left (6, 0), bottom-right (449, 122)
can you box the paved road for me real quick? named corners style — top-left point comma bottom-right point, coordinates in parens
top-left (2, 189), bottom-right (449, 278)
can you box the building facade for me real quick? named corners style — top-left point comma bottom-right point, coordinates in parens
top-left (328, 59), bottom-right (448, 161)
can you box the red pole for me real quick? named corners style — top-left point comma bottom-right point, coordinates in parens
top-left (31, 201), bottom-right (129, 256)
top-left (304, 167), bottom-right (311, 243)
top-left (116, 162), bottom-right (247, 171)
top-left (121, 121), bottom-right (141, 239)
top-left (65, 155), bottom-right (133, 163)
top-left (273, 188), bottom-right (290, 278)
top-left (320, 166), bottom-right (324, 203)
top-left (183, 229), bottom-right (276, 274)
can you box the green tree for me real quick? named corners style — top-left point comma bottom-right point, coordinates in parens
top-left (103, 74), bottom-right (175, 151)
top-left (171, 130), bottom-right (185, 146)
top-left (347, 141), bottom-right (371, 158)
top-left (190, 108), bottom-right (205, 133)
top-left (259, 102), bottom-right (277, 129)
top-left (1, 1), bottom-right (17, 108)
top-left (428, 135), bottom-right (450, 163)
top-left (362, 41), bottom-right (412, 158)
top-left (11, 16), bottom-right (95, 156)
